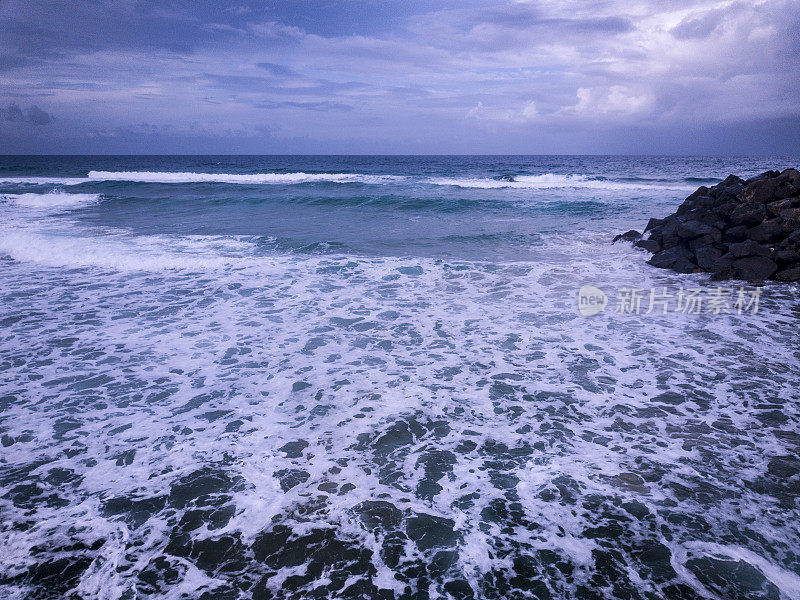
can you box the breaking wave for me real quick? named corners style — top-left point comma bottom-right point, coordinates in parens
top-left (85, 171), bottom-right (406, 185)
top-left (426, 173), bottom-right (697, 190)
top-left (2, 192), bottom-right (101, 209)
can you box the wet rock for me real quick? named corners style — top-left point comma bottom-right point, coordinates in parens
top-left (733, 256), bottom-right (778, 282)
top-left (731, 203), bottom-right (767, 226)
top-left (647, 246), bottom-right (693, 269)
top-left (780, 207), bottom-right (800, 231)
top-left (644, 217), bottom-right (664, 232)
top-left (619, 168), bottom-right (800, 281)
top-left (776, 267), bottom-right (800, 282)
top-left (766, 197), bottom-right (797, 216)
top-left (728, 240), bottom-right (771, 258)
top-left (633, 238), bottom-right (661, 253)
top-left (677, 220), bottom-right (714, 239)
top-left (612, 229), bottom-right (641, 243)
top-left (723, 225), bottom-right (749, 242)
top-left (747, 219), bottom-right (784, 242)
top-left (694, 246), bottom-right (722, 270)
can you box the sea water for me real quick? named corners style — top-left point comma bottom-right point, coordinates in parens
top-left (0, 155), bottom-right (799, 599)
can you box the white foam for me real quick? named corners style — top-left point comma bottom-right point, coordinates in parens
top-left (84, 170), bottom-right (404, 185)
top-left (0, 176), bottom-right (90, 185)
top-left (0, 171), bottom-right (405, 186)
top-left (683, 543), bottom-right (800, 600)
top-left (426, 173), bottom-right (694, 190)
top-left (3, 192), bottom-right (101, 209)
top-left (1, 184), bottom-right (799, 598)
top-left (0, 231), bottom-right (254, 272)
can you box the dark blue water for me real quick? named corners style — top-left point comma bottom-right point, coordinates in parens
top-left (2, 155), bottom-right (796, 260)
top-left (1, 156), bottom-right (799, 600)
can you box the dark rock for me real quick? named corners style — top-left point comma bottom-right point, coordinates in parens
top-left (677, 220), bottom-right (714, 239)
top-left (747, 219), bottom-right (785, 243)
top-left (647, 246), bottom-right (692, 269)
top-left (728, 240), bottom-right (771, 258)
top-left (713, 201), bottom-right (738, 218)
top-left (738, 176), bottom-right (782, 204)
top-left (677, 187), bottom-right (710, 213)
top-left (644, 217), bottom-right (664, 232)
top-left (774, 248), bottom-right (800, 266)
top-left (743, 170), bottom-right (780, 185)
top-left (673, 258), bottom-right (698, 274)
top-left (730, 203), bottom-right (766, 226)
top-left (689, 230), bottom-right (722, 250)
top-left (779, 207), bottom-right (800, 232)
top-left (774, 181), bottom-right (799, 200)
top-left (776, 267), bottom-right (800, 282)
top-left (633, 238), bottom-right (661, 253)
top-left (627, 169), bottom-right (800, 281)
top-left (733, 256), bottom-right (778, 282)
top-left (781, 167), bottom-right (800, 180)
top-left (694, 247), bottom-right (722, 270)
top-left (720, 174), bottom-right (745, 188)
top-left (723, 225), bottom-right (748, 243)
top-left (659, 219), bottom-right (681, 249)
top-left (709, 253), bottom-right (736, 280)
top-left (767, 197), bottom-right (799, 216)
top-left (712, 252), bottom-right (735, 270)
top-left (612, 229), bottom-right (641, 243)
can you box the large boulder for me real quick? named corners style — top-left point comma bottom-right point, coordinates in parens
top-left (615, 168), bottom-right (800, 282)
top-left (733, 257), bottom-right (778, 282)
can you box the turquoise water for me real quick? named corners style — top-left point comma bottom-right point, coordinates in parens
top-left (1, 155), bottom-right (799, 600)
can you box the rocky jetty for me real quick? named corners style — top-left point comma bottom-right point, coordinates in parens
top-left (615, 169), bottom-right (800, 283)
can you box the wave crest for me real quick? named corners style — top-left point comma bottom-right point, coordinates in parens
top-left (86, 171), bottom-right (404, 185)
top-left (426, 173), bottom-right (695, 190)
top-left (2, 192), bottom-right (101, 209)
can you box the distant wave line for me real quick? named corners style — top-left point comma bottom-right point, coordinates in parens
top-left (0, 171), bottom-right (406, 185)
top-left (425, 173), bottom-right (699, 190)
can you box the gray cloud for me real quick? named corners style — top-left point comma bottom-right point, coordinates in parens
top-left (254, 100), bottom-right (352, 111)
top-left (1, 103), bottom-right (53, 125)
top-left (0, 0), bottom-right (798, 153)
top-left (256, 62), bottom-right (301, 78)
top-left (671, 10), bottom-right (725, 40)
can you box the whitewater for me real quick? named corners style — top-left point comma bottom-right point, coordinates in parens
top-left (0, 155), bottom-right (798, 600)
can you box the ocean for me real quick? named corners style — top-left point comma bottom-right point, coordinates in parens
top-left (0, 155), bottom-right (799, 600)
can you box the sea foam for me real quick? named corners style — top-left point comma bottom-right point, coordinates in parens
top-left (86, 171), bottom-right (404, 185)
top-left (3, 192), bottom-right (101, 209)
top-left (426, 173), bottom-right (696, 190)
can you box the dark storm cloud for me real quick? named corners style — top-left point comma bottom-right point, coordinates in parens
top-left (1, 102), bottom-right (53, 125)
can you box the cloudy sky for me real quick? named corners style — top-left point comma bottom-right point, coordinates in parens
top-left (1, 0), bottom-right (799, 154)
